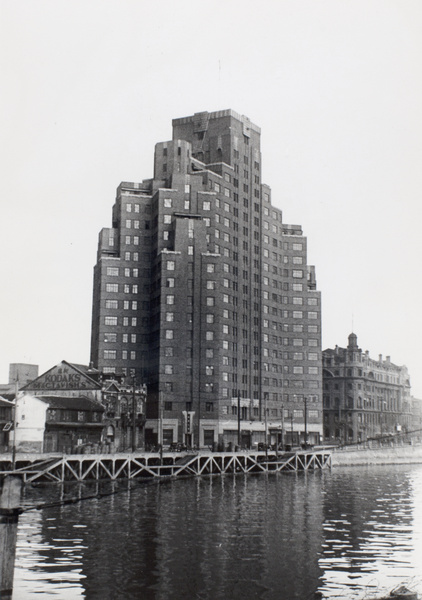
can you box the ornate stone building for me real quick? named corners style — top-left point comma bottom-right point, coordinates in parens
top-left (323, 333), bottom-right (412, 443)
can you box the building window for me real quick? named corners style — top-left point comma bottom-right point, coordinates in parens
top-left (105, 300), bottom-right (118, 309)
top-left (164, 365), bottom-right (173, 374)
top-left (207, 314), bottom-right (215, 324)
top-left (293, 366), bottom-right (304, 374)
top-left (104, 333), bottom-right (117, 343)
top-left (293, 270), bottom-right (303, 278)
top-left (164, 198), bottom-right (172, 207)
top-left (207, 264), bottom-right (215, 273)
top-left (206, 331), bottom-right (214, 341)
top-left (293, 311), bottom-right (303, 319)
top-left (107, 267), bottom-right (119, 277)
top-left (308, 312), bottom-right (318, 320)
top-left (166, 295), bottom-right (175, 305)
top-left (206, 297), bottom-right (215, 306)
top-left (105, 316), bottom-right (117, 326)
top-left (203, 201), bottom-right (211, 211)
top-left (166, 312), bottom-right (174, 322)
top-left (104, 350), bottom-right (116, 359)
top-left (164, 401), bottom-right (173, 411)
top-left (167, 261), bottom-right (175, 270)
top-left (165, 330), bottom-right (174, 339)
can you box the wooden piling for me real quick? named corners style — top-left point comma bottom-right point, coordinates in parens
top-left (0, 475), bottom-right (23, 599)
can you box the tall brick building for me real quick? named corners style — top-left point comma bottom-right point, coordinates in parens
top-left (90, 110), bottom-right (322, 449)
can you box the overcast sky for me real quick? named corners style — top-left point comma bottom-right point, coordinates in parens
top-left (1, 1), bottom-right (421, 395)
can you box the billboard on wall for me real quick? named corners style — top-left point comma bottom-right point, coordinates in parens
top-left (23, 361), bottom-right (101, 392)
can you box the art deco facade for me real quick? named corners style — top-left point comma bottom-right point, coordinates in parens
top-left (91, 110), bottom-right (322, 448)
top-left (323, 333), bottom-right (412, 443)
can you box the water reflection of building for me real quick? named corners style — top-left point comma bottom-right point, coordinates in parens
top-left (319, 466), bottom-right (416, 595)
top-left (29, 475), bottom-right (323, 599)
top-left (323, 333), bottom-right (413, 443)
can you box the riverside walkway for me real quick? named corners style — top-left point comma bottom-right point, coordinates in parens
top-left (0, 449), bottom-right (332, 484)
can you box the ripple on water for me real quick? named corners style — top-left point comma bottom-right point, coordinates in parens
top-left (11, 465), bottom-right (422, 600)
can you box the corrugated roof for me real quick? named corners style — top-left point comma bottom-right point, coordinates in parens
top-left (0, 396), bottom-right (14, 407)
top-left (36, 396), bottom-right (104, 411)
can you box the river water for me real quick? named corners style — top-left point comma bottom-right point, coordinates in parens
top-left (11, 464), bottom-right (422, 600)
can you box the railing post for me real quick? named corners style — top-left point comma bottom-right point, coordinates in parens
top-left (0, 475), bottom-right (23, 599)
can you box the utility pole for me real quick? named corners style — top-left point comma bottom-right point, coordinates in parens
top-left (131, 376), bottom-right (137, 452)
top-left (159, 390), bottom-right (163, 464)
top-left (264, 393), bottom-right (268, 458)
top-left (12, 380), bottom-right (18, 471)
top-left (237, 392), bottom-right (241, 448)
top-left (291, 413), bottom-right (294, 447)
top-left (304, 396), bottom-right (308, 447)
top-left (281, 403), bottom-right (285, 452)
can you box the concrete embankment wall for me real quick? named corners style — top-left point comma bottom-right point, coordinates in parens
top-left (331, 445), bottom-right (422, 467)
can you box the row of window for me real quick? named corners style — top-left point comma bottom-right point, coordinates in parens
top-left (124, 220), bottom-right (141, 229)
top-left (105, 316), bottom-right (138, 326)
top-left (106, 283), bottom-right (140, 294)
top-left (104, 350), bottom-right (136, 360)
top-left (159, 328), bottom-right (319, 344)
top-left (105, 300), bottom-right (138, 310)
top-left (104, 333), bottom-right (137, 343)
top-left (220, 405), bottom-right (319, 419)
top-left (221, 366), bottom-right (319, 380)
top-left (125, 203), bottom-right (141, 213)
top-left (106, 267), bottom-right (141, 278)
